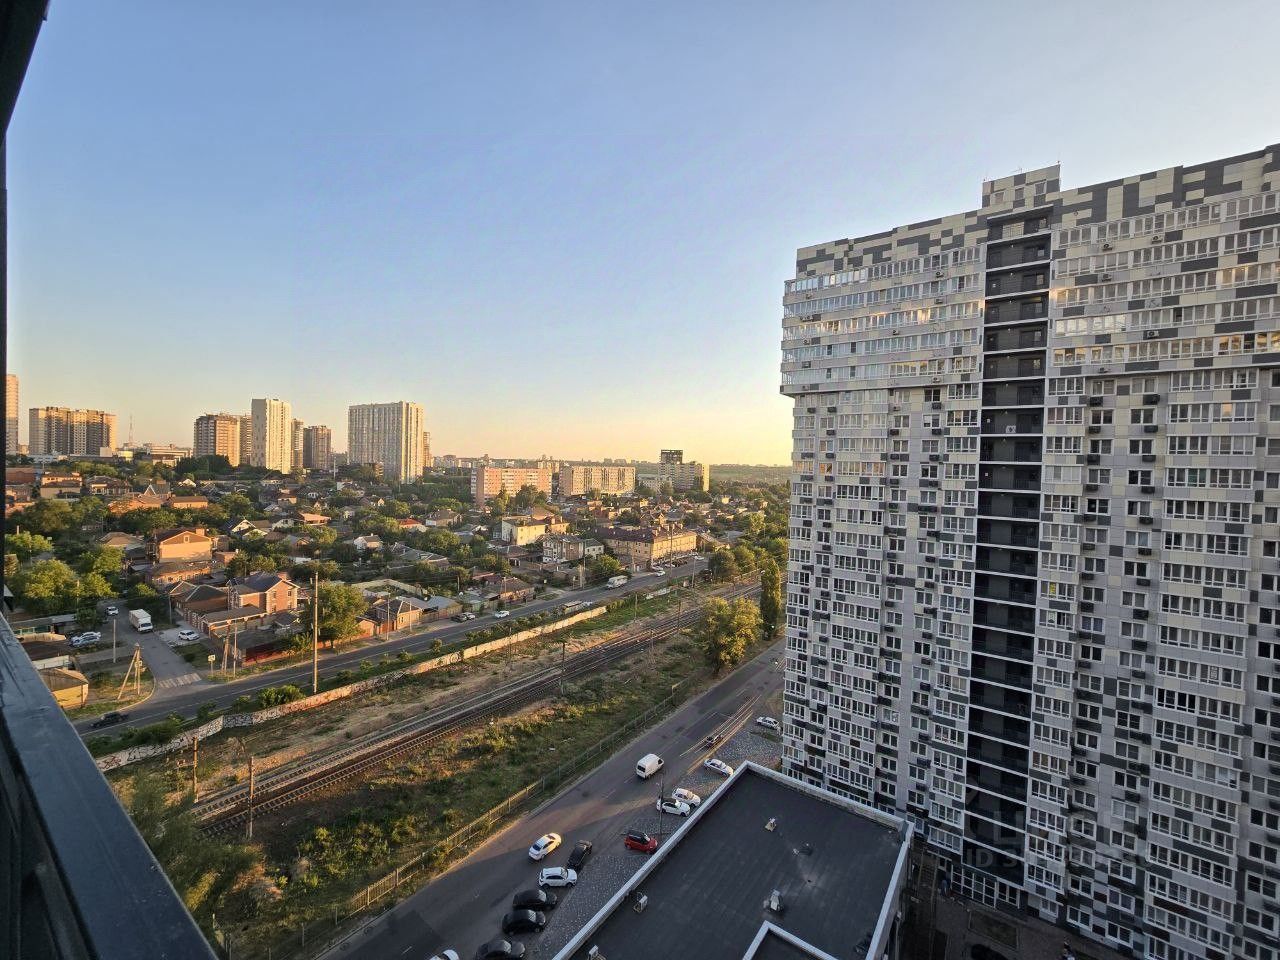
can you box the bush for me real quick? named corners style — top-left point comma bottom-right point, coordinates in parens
top-left (258, 685), bottom-right (305, 708)
top-left (232, 695), bottom-right (254, 712)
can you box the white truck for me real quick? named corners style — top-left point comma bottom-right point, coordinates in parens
top-left (605, 575), bottom-right (628, 589)
top-left (128, 609), bottom-right (153, 633)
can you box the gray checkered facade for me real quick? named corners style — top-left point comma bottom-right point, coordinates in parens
top-left (780, 143), bottom-right (1280, 960)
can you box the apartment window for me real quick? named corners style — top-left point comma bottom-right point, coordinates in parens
top-left (1131, 408), bottom-right (1154, 425)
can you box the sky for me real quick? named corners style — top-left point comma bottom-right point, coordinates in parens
top-left (7, 1), bottom-right (1279, 464)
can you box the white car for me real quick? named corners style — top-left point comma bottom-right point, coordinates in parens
top-left (71, 632), bottom-right (102, 647)
top-left (105, 606), bottom-right (119, 616)
top-left (494, 610), bottom-right (511, 619)
top-left (537, 867), bottom-right (577, 888)
top-left (703, 758), bottom-right (734, 777)
top-left (177, 628), bottom-right (200, 642)
top-left (755, 716), bottom-right (780, 731)
top-left (671, 788), bottom-right (702, 808)
top-left (528, 833), bottom-right (561, 860)
top-left (656, 797), bottom-right (691, 817)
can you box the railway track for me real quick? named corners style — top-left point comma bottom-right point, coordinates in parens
top-left (198, 583), bottom-right (757, 834)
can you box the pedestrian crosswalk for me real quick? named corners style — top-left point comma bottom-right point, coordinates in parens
top-left (156, 673), bottom-right (203, 689)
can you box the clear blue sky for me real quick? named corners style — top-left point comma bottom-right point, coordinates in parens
top-left (8, 1), bottom-right (1278, 463)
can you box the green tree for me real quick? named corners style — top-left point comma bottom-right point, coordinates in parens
top-left (120, 508), bottom-right (180, 536)
top-left (488, 487), bottom-right (511, 518)
top-left (586, 554), bottom-right (623, 582)
top-left (707, 549), bottom-right (739, 582)
top-left (19, 499), bottom-right (74, 537)
top-left (759, 557), bottom-right (782, 639)
top-left (79, 571), bottom-right (116, 602)
top-left (77, 545), bottom-right (123, 578)
top-left (12, 559), bottom-right (82, 615)
top-left (731, 544), bottom-right (758, 576)
top-left (219, 492), bottom-right (254, 520)
top-left (308, 582), bottom-right (367, 646)
top-left (7, 530), bottom-right (54, 560)
top-left (696, 597), bottom-right (761, 674)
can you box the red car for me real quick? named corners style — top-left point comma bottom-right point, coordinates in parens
top-left (624, 830), bottom-right (658, 854)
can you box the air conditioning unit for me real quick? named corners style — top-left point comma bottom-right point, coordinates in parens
top-left (1101, 273), bottom-right (1113, 281)
top-left (1101, 242), bottom-right (1113, 251)
top-left (1151, 235), bottom-right (1163, 243)
top-left (934, 298), bottom-right (945, 305)
top-left (935, 271), bottom-right (945, 278)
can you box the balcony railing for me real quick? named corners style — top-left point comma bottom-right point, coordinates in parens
top-left (0, 615), bottom-right (215, 959)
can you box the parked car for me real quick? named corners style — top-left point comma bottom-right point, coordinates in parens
top-left (755, 716), bottom-right (780, 731)
top-left (536, 867), bottom-right (577, 888)
top-left (90, 711), bottom-right (128, 729)
top-left (473, 940), bottom-right (525, 960)
top-left (671, 788), bottom-right (702, 808)
top-left (105, 605), bottom-right (119, 616)
top-left (656, 797), bottom-right (691, 817)
top-left (623, 830), bottom-right (658, 854)
top-left (428, 952), bottom-right (460, 960)
top-left (71, 631), bottom-right (102, 647)
top-left (703, 758), bottom-right (734, 777)
top-left (527, 833), bottom-right (561, 860)
top-left (511, 889), bottom-right (557, 912)
top-left (565, 840), bottom-right (593, 871)
top-left (500, 910), bottom-right (545, 935)
top-left (494, 610), bottom-right (511, 619)
top-left (177, 628), bottom-right (200, 642)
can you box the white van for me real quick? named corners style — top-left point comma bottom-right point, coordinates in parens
top-left (636, 753), bottom-right (664, 779)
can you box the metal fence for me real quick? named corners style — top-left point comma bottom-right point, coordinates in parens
top-left (236, 677), bottom-right (693, 960)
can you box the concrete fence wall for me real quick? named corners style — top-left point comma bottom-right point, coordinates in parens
top-left (94, 604), bottom-right (608, 773)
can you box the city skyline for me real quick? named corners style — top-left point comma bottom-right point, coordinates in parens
top-left (9, 2), bottom-right (1277, 464)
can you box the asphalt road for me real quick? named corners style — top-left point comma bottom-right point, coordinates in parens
top-left (323, 636), bottom-right (785, 960)
top-left (75, 558), bottom-right (707, 738)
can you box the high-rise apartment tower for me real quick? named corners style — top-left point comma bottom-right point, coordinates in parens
top-left (193, 413), bottom-right (242, 466)
top-left (28, 407), bottom-right (116, 456)
top-left (347, 401), bottom-right (424, 483)
top-left (5, 373), bottom-right (17, 453)
top-left (303, 425), bottom-right (332, 471)
top-left (250, 398), bottom-right (292, 472)
top-left (780, 144), bottom-right (1280, 960)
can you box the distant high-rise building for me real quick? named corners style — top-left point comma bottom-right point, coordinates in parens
top-left (303, 425), bottom-right (333, 471)
top-left (471, 464), bottom-right (552, 506)
top-left (28, 407), bottom-right (117, 456)
top-left (291, 418), bottom-right (305, 472)
top-left (238, 414), bottom-right (253, 466)
top-left (421, 430), bottom-right (433, 469)
top-left (655, 455), bottom-right (709, 492)
top-left (779, 144), bottom-right (1280, 959)
top-left (558, 463), bottom-right (635, 496)
top-left (193, 413), bottom-right (242, 466)
top-left (250, 398), bottom-right (292, 472)
top-left (347, 401), bottom-right (425, 483)
top-left (5, 374), bottom-right (18, 453)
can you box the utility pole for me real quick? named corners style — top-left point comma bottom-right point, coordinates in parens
top-left (559, 636), bottom-right (566, 696)
top-left (246, 755), bottom-right (255, 841)
top-left (231, 624), bottom-right (239, 679)
top-left (312, 570), bottom-right (320, 695)
top-left (192, 737), bottom-right (199, 801)
top-left (111, 617), bottom-right (117, 663)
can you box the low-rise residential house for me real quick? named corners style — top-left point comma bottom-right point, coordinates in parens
top-left (367, 596), bottom-right (433, 634)
top-left (421, 594), bottom-right (463, 620)
top-left (297, 511), bottom-right (329, 525)
top-left (397, 518), bottom-right (428, 534)
top-left (146, 558), bottom-right (216, 587)
top-left (425, 508), bottom-right (461, 527)
top-left (166, 494), bottom-right (209, 511)
top-left (353, 534), bottom-right (383, 553)
top-left (387, 544), bottom-right (449, 568)
top-left (542, 534), bottom-right (586, 564)
top-left (38, 477), bottom-right (82, 501)
top-left (455, 589), bottom-right (486, 611)
top-left (83, 475), bottom-right (132, 498)
top-left (98, 531), bottom-right (144, 551)
top-left (488, 576), bottom-right (534, 605)
top-left (581, 538), bottom-right (605, 558)
top-left (229, 571), bottom-right (299, 614)
top-left (108, 491), bottom-right (168, 515)
top-left (168, 581), bottom-right (230, 618)
top-left (597, 524), bottom-right (699, 568)
top-left (227, 518), bottom-right (271, 538)
top-left (498, 516), bottom-right (548, 546)
top-left (153, 527), bottom-right (214, 563)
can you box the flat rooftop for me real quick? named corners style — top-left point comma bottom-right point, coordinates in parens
top-left (557, 763), bottom-right (910, 960)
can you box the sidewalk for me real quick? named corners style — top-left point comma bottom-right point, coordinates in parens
top-left (135, 627), bottom-right (208, 693)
